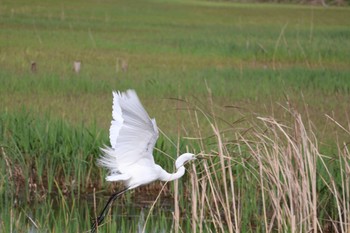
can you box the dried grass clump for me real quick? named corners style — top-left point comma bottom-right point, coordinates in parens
top-left (178, 93), bottom-right (349, 233)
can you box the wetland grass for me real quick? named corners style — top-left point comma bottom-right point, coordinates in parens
top-left (171, 92), bottom-right (350, 232)
top-left (0, 0), bottom-right (349, 131)
top-left (1, 95), bottom-right (349, 232)
top-left (0, 0), bottom-right (349, 232)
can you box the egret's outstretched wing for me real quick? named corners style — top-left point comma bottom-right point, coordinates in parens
top-left (98, 90), bottom-right (159, 173)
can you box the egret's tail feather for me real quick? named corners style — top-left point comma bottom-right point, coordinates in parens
top-left (106, 173), bottom-right (130, 182)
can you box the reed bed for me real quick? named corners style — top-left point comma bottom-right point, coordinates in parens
top-left (0, 96), bottom-right (349, 232)
top-left (174, 92), bottom-right (350, 232)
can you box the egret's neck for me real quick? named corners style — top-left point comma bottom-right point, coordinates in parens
top-left (158, 166), bottom-right (185, 182)
top-left (157, 153), bottom-right (194, 182)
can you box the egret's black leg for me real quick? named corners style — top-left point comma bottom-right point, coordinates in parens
top-left (91, 188), bottom-right (128, 233)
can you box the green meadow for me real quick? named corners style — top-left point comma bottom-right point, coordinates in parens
top-left (0, 0), bottom-right (350, 232)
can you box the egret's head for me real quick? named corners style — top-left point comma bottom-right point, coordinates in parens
top-left (176, 153), bottom-right (196, 169)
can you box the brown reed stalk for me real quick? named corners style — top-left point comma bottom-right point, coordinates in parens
top-left (175, 90), bottom-right (349, 232)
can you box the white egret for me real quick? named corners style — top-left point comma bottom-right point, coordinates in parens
top-left (91, 90), bottom-right (195, 232)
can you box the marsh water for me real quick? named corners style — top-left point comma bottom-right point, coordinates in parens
top-left (7, 191), bottom-right (178, 233)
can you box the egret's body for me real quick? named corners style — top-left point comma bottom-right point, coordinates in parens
top-left (91, 90), bottom-right (195, 232)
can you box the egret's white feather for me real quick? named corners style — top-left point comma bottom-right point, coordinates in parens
top-left (105, 173), bottom-right (131, 182)
top-left (92, 90), bottom-right (195, 233)
top-left (98, 90), bottom-right (159, 176)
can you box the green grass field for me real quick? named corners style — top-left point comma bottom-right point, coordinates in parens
top-left (0, 0), bottom-right (350, 232)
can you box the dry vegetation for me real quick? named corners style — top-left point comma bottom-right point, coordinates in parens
top-left (176, 91), bottom-right (350, 232)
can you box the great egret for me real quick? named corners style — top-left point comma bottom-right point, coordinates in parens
top-left (91, 90), bottom-right (195, 232)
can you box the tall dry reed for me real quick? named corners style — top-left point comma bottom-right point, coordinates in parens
top-left (174, 93), bottom-right (350, 233)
